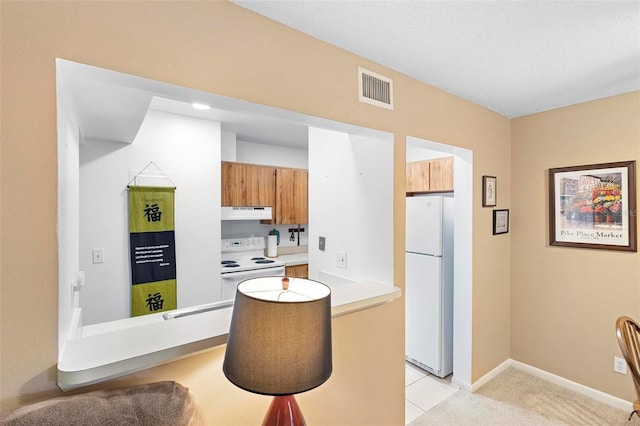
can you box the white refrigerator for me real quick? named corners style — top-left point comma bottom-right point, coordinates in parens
top-left (405, 194), bottom-right (454, 378)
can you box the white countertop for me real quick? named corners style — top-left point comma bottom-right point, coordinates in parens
top-left (277, 252), bottom-right (308, 266)
top-left (58, 276), bottom-right (400, 390)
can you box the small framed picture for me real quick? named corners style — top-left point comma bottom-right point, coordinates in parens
top-left (483, 176), bottom-right (497, 207)
top-left (493, 209), bottom-right (509, 235)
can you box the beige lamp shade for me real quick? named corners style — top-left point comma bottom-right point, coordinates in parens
top-left (223, 277), bottom-right (332, 396)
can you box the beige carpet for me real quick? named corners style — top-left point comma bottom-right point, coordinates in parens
top-left (410, 367), bottom-right (640, 426)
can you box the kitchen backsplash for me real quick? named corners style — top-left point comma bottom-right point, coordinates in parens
top-left (221, 221), bottom-right (309, 248)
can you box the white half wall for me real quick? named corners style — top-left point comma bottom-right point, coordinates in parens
top-left (79, 110), bottom-right (221, 325)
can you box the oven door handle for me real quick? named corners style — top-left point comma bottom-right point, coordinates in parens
top-left (221, 266), bottom-right (285, 280)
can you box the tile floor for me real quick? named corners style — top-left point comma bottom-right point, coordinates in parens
top-left (405, 362), bottom-right (460, 425)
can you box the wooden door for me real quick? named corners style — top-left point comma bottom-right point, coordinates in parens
top-left (275, 168), bottom-right (308, 224)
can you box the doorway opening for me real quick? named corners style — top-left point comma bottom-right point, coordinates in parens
top-left (405, 136), bottom-right (473, 389)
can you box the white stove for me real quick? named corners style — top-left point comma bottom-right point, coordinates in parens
top-left (220, 238), bottom-right (285, 300)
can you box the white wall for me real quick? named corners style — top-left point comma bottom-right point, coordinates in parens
top-left (221, 131), bottom-right (237, 161)
top-left (236, 139), bottom-right (308, 169)
top-left (57, 67), bottom-right (81, 355)
top-left (406, 143), bottom-right (453, 162)
top-left (308, 127), bottom-right (393, 284)
top-left (221, 222), bottom-right (309, 248)
top-left (79, 110), bottom-right (221, 325)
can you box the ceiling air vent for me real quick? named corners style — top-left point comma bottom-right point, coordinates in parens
top-left (358, 67), bottom-right (393, 110)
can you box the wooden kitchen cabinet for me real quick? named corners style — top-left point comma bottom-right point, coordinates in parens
top-left (406, 160), bottom-right (430, 192)
top-left (274, 168), bottom-right (308, 225)
top-left (221, 161), bottom-right (308, 225)
top-left (285, 264), bottom-right (308, 279)
top-left (406, 157), bottom-right (453, 193)
top-left (429, 156), bottom-right (453, 192)
top-left (221, 162), bottom-right (275, 207)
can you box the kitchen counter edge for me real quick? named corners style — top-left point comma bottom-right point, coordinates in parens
top-left (57, 280), bottom-right (400, 390)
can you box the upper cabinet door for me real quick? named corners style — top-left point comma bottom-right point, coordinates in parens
top-left (406, 160), bottom-right (430, 193)
top-left (429, 157), bottom-right (453, 192)
top-left (221, 162), bottom-right (275, 207)
top-left (275, 168), bottom-right (308, 224)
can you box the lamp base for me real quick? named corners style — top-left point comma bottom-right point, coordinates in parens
top-left (262, 395), bottom-right (306, 426)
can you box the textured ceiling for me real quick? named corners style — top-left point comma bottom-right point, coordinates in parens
top-left (232, 0), bottom-right (640, 118)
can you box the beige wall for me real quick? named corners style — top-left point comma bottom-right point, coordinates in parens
top-left (511, 92), bottom-right (640, 401)
top-left (1, 2), bottom-right (512, 423)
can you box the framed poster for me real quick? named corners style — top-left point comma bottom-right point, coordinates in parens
top-left (482, 176), bottom-right (497, 207)
top-left (549, 161), bottom-right (636, 251)
top-left (493, 209), bottom-right (509, 235)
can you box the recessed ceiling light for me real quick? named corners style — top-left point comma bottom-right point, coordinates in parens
top-left (192, 102), bottom-right (211, 110)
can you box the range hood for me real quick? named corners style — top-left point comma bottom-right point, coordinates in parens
top-left (221, 206), bottom-right (272, 221)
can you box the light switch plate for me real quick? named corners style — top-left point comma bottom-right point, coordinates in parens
top-left (319, 236), bottom-right (326, 251)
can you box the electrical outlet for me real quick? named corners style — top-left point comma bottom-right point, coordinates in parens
top-left (319, 236), bottom-right (326, 251)
top-left (336, 251), bottom-right (347, 269)
top-left (614, 356), bottom-right (627, 374)
top-left (92, 248), bottom-right (104, 264)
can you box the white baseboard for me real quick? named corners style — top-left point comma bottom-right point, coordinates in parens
top-left (450, 377), bottom-right (471, 392)
top-left (468, 359), bottom-right (512, 392)
top-left (470, 359), bottom-right (633, 412)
